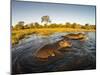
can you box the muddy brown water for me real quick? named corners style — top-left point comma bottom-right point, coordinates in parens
top-left (12, 32), bottom-right (96, 74)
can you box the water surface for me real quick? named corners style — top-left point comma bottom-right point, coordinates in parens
top-left (12, 32), bottom-right (96, 74)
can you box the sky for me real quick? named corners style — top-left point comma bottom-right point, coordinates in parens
top-left (12, 0), bottom-right (96, 25)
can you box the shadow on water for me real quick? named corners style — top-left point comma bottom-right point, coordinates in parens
top-left (12, 32), bottom-right (96, 74)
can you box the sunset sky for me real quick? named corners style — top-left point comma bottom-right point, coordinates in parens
top-left (12, 0), bottom-right (96, 25)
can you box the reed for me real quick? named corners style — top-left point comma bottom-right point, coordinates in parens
top-left (12, 28), bottom-right (95, 46)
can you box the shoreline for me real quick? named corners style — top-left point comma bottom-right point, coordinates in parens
top-left (12, 28), bottom-right (96, 32)
top-left (12, 28), bottom-right (96, 46)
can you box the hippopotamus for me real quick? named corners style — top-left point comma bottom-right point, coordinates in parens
top-left (33, 39), bottom-right (72, 61)
top-left (62, 33), bottom-right (88, 41)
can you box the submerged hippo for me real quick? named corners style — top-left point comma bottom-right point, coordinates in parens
top-left (62, 33), bottom-right (88, 41)
top-left (33, 39), bottom-right (72, 61)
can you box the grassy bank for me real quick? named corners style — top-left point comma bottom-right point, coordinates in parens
top-left (12, 28), bottom-right (95, 46)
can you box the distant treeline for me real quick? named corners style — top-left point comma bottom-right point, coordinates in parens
top-left (12, 21), bottom-right (96, 30)
top-left (12, 21), bottom-right (96, 46)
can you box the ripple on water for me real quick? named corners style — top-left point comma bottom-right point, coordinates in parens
top-left (12, 32), bottom-right (96, 74)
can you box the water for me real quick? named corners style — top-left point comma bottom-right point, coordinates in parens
top-left (12, 32), bottom-right (96, 74)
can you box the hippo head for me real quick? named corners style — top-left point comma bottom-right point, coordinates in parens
top-left (58, 40), bottom-right (72, 48)
top-left (78, 33), bottom-right (86, 38)
top-left (78, 33), bottom-right (88, 41)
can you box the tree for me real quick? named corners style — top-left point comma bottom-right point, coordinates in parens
top-left (72, 23), bottom-right (77, 28)
top-left (65, 22), bottom-right (71, 28)
top-left (28, 23), bottom-right (35, 28)
top-left (14, 21), bottom-right (24, 29)
top-left (34, 22), bottom-right (40, 28)
top-left (24, 24), bottom-right (29, 29)
top-left (85, 23), bottom-right (89, 26)
top-left (84, 23), bottom-right (90, 29)
top-left (41, 15), bottom-right (51, 25)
